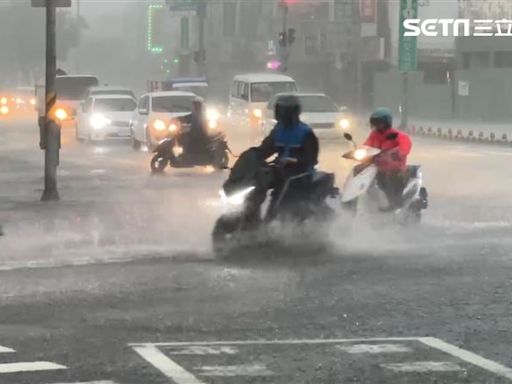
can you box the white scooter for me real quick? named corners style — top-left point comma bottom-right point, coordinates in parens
top-left (340, 132), bottom-right (428, 223)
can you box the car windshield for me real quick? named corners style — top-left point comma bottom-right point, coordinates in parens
top-left (250, 82), bottom-right (297, 102)
top-left (92, 90), bottom-right (135, 98)
top-left (152, 96), bottom-right (194, 113)
top-left (298, 95), bottom-right (338, 113)
top-left (56, 76), bottom-right (99, 100)
top-left (94, 98), bottom-right (136, 112)
top-left (173, 85), bottom-right (208, 100)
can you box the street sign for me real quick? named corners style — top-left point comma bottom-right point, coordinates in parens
top-left (398, 0), bottom-right (418, 72)
top-left (31, 0), bottom-right (71, 7)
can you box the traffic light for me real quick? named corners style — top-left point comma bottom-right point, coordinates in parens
top-left (278, 31), bottom-right (288, 48)
top-left (288, 28), bottom-right (296, 45)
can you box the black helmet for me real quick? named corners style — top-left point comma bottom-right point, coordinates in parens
top-left (274, 94), bottom-right (301, 126)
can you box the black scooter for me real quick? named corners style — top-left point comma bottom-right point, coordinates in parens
top-left (150, 126), bottom-right (229, 173)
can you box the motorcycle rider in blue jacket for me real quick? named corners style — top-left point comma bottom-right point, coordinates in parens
top-left (248, 94), bottom-right (319, 221)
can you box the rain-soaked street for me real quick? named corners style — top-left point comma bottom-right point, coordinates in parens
top-left (1, 116), bottom-right (512, 384)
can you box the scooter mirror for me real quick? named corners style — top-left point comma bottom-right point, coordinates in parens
top-left (343, 132), bottom-right (353, 141)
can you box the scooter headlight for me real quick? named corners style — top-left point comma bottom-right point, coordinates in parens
top-left (353, 148), bottom-right (368, 161)
top-left (0, 105), bottom-right (9, 115)
top-left (220, 186), bottom-right (255, 206)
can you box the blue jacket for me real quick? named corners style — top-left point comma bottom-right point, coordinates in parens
top-left (258, 121), bottom-right (318, 173)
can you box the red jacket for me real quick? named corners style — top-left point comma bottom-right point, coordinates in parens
top-left (364, 128), bottom-right (412, 171)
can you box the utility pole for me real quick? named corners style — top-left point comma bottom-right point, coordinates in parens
top-left (197, 0), bottom-right (206, 76)
top-left (354, 0), bottom-right (363, 116)
top-left (76, 0), bottom-right (81, 72)
top-left (41, 0), bottom-right (60, 201)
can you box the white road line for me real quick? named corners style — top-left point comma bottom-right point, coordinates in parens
top-left (129, 337), bottom-right (420, 347)
top-left (195, 363), bottom-right (274, 377)
top-left (336, 343), bottom-right (412, 354)
top-left (420, 337), bottom-right (512, 381)
top-left (166, 346), bottom-right (239, 355)
top-left (48, 381), bottom-right (118, 384)
top-left (0, 361), bottom-right (67, 374)
top-left (381, 361), bottom-right (463, 373)
top-left (132, 345), bottom-right (206, 384)
top-left (0, 345), bottom-right (15, 353)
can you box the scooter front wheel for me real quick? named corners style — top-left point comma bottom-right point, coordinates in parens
top-left (150, 154), bottom-right (168, 174)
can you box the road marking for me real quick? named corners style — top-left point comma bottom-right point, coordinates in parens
top-left (0, 345), bottom-right (15, 353)
top-left (166, 346), bottom-right (239, 355)
top-left (132, 344), bottom-right (206, 384)
top-left (48, 381), bottom-right (118, 384)
top-left (195, 364), bottom-right (274, 377)
top-left (420, 337), bottom-right (512, 380)
top-left (0, 361), bottom-right (67, 373)
top-left (132, 337), bottom-right (512, 382)
top-left (337, 343), bottom-right (412, 354)
top-left (381, 361), bottom-right (463, 373)
top-left (129, 337), bottom-right (420, 348)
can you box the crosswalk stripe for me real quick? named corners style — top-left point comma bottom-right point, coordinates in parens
top-left (0, 361), bottom-right (67, 373)
top-left (0, 345), bottom-right (15, 353)
top-left (381, 361), bottom-right (463, 373)
top-left (48, 381), bottom-right (118, 384)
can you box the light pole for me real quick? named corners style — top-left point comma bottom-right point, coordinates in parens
top-left (41, 0), bottom-right (60, 201)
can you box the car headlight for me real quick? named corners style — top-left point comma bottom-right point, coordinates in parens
top-left (353, 148), bottom-right (368, 161)
top-left (339, 118), bottom-right (350, 130)
top-left (206, 108), bottom-right (220, 121)
top-left (54, 108), bottom-right (68, 121)
top-left (29, 98), bottom-right (36, 106)
top-left (0, 97), bottom-right (7, 105)
top-left (252, 108), bottom-right (262, 119)
top-left (208, 119), bottom-right (218, 130)
top-left (153, 119), bottom-right (167, 131)
top-left (169, 122), bottom-right (179, 132)
top-left (89, 113), bottom-right (111, 129)
top-left (0, 105), bottom-right (9, 115)
top-left (220, 186), bottom-right (255, 206)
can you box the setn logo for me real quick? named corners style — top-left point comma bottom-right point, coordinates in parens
top-left (403, 19), bottom-right (512, 37)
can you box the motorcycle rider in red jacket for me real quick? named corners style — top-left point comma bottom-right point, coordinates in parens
top-left (364, 107), bottom-right (412, 209)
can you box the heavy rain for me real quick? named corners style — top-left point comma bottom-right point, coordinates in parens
top-left (1, 0), bottom-right (512, 383)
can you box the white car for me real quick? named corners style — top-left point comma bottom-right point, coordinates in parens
top-left (75, 95), bottom-right (137, 142)
top-left (130, 91), bottom-right (198, 150)
top-left (263, 93), bottom-right (351, 141)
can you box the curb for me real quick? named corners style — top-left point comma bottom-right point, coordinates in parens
top-left (406, 124), bottom-right (511, 145)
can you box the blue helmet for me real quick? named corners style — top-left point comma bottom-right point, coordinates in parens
top-left (370, 107), bottom-right (393, 130)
